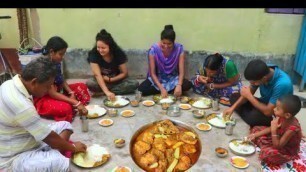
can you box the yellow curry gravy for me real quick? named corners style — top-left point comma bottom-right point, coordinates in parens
top-left (131, 123), bottom-right (201, 172)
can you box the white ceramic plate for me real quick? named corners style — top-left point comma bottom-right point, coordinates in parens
top-left (111, 166), bottom-right (132, 172)
top-left (196, 123), bottom-right (212, 131)
top-left (120, 110), bottom-right (135, 118)
top-left (142, 100), bottom-right (155, 107)
top-left (86, 105), bottom-right (107, 119)
top-left (206, 113), bottom-right (226, 128)
top-left (72, 144), bottom-right (110, 168)
top-left (99, 119), bottom-right (114, 127)
top-left (229, 139), bottom-right (256, 156)
top-left (104, 96), bottom-right (130, 108)
top-left (191, 98), bottom-right (211, 109)
top-left (179, 103), bottom-right (192, 110)
top-left (159, 97), bottom-right (174, 104)
top-left (230, 156), bottom-right (249, 169)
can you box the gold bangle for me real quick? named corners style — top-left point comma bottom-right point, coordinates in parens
top-left (73, 101), bottom-right (81, 107)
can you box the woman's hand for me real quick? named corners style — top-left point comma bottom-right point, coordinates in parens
top-left (174, 85), bottom-right (182, 98)
top-left (198, 76), bottom-right (208, 84)
top-left (106, 91), bottom-right (116, 101)
top-left (73, 141), bottom-right (87, 153)
top-left (160, 88), bottom-right (168, 98)
top-left (69, 92), bottom-right (76, 100)
top-left (77, 104), bottom-right (88, 116)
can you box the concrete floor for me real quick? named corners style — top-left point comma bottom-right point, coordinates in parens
top-left (40, 80), bottom-right (306, 172)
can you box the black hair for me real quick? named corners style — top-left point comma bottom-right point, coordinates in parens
top-left (244, 59), bottom-right (270, 81)
top-left (203, 53), bottom-right (223, 70)
top-left (42, 36), bottom-right (68, 55)
top-left (88, 29), bottom-right (127, 62)
top-left (279, 94), bottom-right (302, 116)
top-left (161, 25), bottom-right (176, 43)
top-left (21, 57), bottom-right (57, 83)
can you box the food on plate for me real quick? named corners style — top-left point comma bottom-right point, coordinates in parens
top-left (121, 110), bottom-right (134, 117)
top-left (73, 144), bottom-right (110, 168)
top-left (105, 96), bottom-right (129, 107)
top-left (143, 100), bottom-right (155, 107)
top-left (131, 119), bottom-right (201, 172)
top-left (190, 98), bottom-right (211, 108)
top-left (153, 95), bottom-right (176, 104)
top-left (88, 113), bottom-right (99, 118)
top-left (196, 123), bottom-right (211, 131)
top-left (231, 156), bottom-right (248, 168)
top-left (206, 113), bottom-right (217, 121)
top-left (113, 166), bottom-right (131, 172)
top-left (179, 104), bottom-right (191, 110)
top-left (229, 139), bottom-right (256, 155)
top-left (159, 97), bottom-right (174, 104)
top-left (99, 119), bottom-right (113, 126)
top-left (86, 105), bottom-right (107, 118)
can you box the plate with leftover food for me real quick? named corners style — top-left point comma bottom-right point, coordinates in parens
top-left (85, 105), bottom-right (107, 119)
top-left (72, 144), bottom-right (111, 168)
top-left (104, 96), bottom-right (130, 108)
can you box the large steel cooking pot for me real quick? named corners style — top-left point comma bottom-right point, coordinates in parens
top-left (129, 119), bottom-right (202, 172)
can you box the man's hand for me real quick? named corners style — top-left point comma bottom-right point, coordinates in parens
top-left (223, 108), bottom-right (234, 119)
top-left (73, 141), bottom-right (87, 153)
top-left (240, 86), bottom-right (253, 99)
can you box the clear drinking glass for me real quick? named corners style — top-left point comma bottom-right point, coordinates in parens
top-left (135, 90), bottom-right (142, 102)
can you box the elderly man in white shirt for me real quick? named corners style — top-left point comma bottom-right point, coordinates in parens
top-left (0, 57), bottom-right (87, 172)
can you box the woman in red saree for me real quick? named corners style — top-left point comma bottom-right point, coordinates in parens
top-left (34, 36), bottom-right (90, 122)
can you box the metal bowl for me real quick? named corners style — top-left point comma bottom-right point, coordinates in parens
top-left (180, 96), bottom-right (191, 103)
top-left (161, 102), bottom-right (171, 110)
top-left (167, 105), bottom-right (181, 117)
top-left (114, 138), bottom-right (125, 148)
top-left (215, 147), bottom-right (228, 158)
top-left (129, 119), bottom-right (202, 172)
top-left (192, 110), bottom-right (206, 118)
top-left (130, 100), bottom-right (139, 107)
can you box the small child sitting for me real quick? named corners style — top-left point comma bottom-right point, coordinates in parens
top-left (247, 94), bottom-right (302, 165)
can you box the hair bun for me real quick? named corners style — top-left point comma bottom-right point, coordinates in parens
top-left (100, 29), bottom-right (108, 35)
top-left (164, 25), bottom-right (174, 31)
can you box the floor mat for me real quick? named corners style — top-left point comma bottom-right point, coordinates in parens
top-left (261, 140), bottom-right (306, 172)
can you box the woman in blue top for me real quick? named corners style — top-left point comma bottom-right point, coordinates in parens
top-left (138, 25), bottom-right (192, 98)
